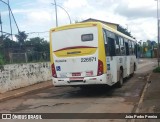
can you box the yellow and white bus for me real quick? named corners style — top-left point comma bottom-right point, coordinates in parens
top-left (50, 22), bottom-right (137, 87)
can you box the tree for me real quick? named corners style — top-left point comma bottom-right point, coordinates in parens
top-left (25, 37), bottom-right (49, 52)
top-left (2, 35), bottom-right (19, 48)
top-left (0, 35), bottom-right (16, 64)
top-left (117, 25), bottom-right (132, 37)
top-left (0, 35), bottom-right (3, 65)
top-left (75, 20), bottom-right (80, 23)
top-left (15, 31), bottom-right (28, 45)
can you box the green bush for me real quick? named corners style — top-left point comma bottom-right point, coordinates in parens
top-left (0, 54), bottom-right (4, 65)
top-left (153, 67), bottom-right (160, 73)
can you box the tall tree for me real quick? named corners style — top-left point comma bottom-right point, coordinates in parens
top-left (15, 31), bottom-right (28, 45)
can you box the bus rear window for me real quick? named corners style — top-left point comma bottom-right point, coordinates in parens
top-left (81, 34), bottom-right (93, 41)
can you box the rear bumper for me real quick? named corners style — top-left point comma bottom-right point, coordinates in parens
top-left (52, 74), bottom-right (112, 86)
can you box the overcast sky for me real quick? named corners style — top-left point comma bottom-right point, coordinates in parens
top-left (0, 0), bottom-right (159, 41)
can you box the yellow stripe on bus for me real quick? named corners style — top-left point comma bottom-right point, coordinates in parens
top-left (50, 23), bottom-right (97, 32)
top-left (54, 48), bottom-right (97, 57)
top-left (97, 24), bottom-right (107, 73)
top-left (49, 31), bottom-right (54, 64)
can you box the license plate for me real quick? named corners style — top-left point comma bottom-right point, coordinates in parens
top-left (72, 72), bottom-right (81, 76)
top-left (69, 77), bottom-right (84, 81)
top-left (86, 71), bottom-right (93, 76)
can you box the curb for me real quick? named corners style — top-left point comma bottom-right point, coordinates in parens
top-left (135, 72), bottom-right (152, 113)
top-left (0, 81), bottom-right (53, 102)
top-left (129, 72), bottom-right (152, 122)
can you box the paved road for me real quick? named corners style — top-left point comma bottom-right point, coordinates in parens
top-left (0, 59), bottom-right (157, 122)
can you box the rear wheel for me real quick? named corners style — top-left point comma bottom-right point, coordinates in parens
top-left (134, 63), bottom-right (136, 71)
top-left (117, 70), bottom-right (123, 88)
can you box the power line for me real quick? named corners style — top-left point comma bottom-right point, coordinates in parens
top-left (0, 31), bottom-right (12, 35)
top-left (9, 5), bottom-right (20, 32)
top-left (0, 12), bottom-right (3, 37)
top-left (26, 31), bottom-right (49, 34)
top-left (8, 0), bottom-right (13, 41)
top-left (0, 0), bottom-right (20, 32)
top-left (0, 31), bottom-right (49, 36)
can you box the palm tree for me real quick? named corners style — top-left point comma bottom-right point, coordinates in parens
top-left (15, 31), bottom-right (28, 45)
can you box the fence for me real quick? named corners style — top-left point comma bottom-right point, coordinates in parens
top-left (9, 51), bottom-right (50, 64)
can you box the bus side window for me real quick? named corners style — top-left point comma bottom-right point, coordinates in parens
top-left (106, 31), bottom-right (116, 56)
top-left (131, 41), bottom-right (133, 55)
top-left (108, 37), bottom-right (116, 56)
top-left (120, 37), bottom-right (125, 55)
top-left (124, 39), bottom-right (129, 55)
top-left (115, 35), bottom-right (120, 56)
top-left (134, 42), bottom-right (138, 58)
top-left (132, 41), bottom-right (135, 54)
top-left (134, 42), bottom-right (136, 54)
top-left (129, 40), bottom-right (132, 55)
top-left (103, 29), bottom-right (110, 56)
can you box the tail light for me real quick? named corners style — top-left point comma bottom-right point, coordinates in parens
top-left (97, 59), bottom-right (103, 76)
top-left (51, 63), bottom-right (57, 78)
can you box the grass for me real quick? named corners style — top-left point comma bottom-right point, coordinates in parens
top-left (153, 67), bottom-right (160, 73)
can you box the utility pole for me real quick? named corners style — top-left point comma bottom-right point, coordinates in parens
top-left (0, 12), bottom-right (5, 63)
top-left (54, 0), bottom-right (58, 27)
top-left (0, 12), bottom-right (3, 37)
top-left (0, 0), bottom-right (20, 33)
top-left (8, 0), bottom-right (13, 41)
top-left (51, 2), bottom-right (72, 25)
top-left (156, 0), bottom-right (160, 66)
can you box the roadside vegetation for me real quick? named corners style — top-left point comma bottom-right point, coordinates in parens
top-left (0, 53), bottom-right (4, 65)
top-left (153, 67), bottom-right (160, 73)
top-left (0, 31), bottom-right (50, 64)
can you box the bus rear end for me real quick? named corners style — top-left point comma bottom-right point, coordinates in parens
top-left (50, 23), bottom-right (106, 86)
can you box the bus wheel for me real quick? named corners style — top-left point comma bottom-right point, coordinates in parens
top-left (134, 63), bottom-right (136, 71)
top-left (117, 70), bottom-right (123, 88)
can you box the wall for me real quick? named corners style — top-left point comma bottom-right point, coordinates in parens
top-left (106, 23), bottom-right (117, 30)
top-left (82, 19), bottom-right (118, 30)
top-left (0, 62), bottom-right (51, 93)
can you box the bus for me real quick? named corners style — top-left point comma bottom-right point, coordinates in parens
top-left (50, 22), bottom-right (137, 87)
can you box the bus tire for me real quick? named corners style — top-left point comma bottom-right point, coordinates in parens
top-left (117, 69), bottom-right (123, 88)
top-left (131, 63), bottom-right (136, 77)
top-left (134, 63), bottom-right (136, 71)
top-left (130, 63), bottom-right (136, 77)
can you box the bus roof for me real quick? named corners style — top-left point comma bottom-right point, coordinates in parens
top-left (101, 23), bottom-right (136, 42)
top-left (50, 22), bottom-right (98, 32)
top-left (50, 22), bottom-right (136, 42)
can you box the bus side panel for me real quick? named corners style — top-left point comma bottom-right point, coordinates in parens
top-left (126, 56), bottom-right (130, 76)
top-left (116, 56), bottom-right (125, 81)
top-left (106, 56), bottom-right (126, 85)
top-left (50, 30), bottom-right (56, 84)
top-left (107, 57), bottom-right (117, 84)
top-left (50, 31), bottom-right (54, 67)
top-left (97, 24), bottom-right (107, 74)
top-left (123, 56), bottom-right (128, 78)
top-left (126, 55), bottom-right (136, 76)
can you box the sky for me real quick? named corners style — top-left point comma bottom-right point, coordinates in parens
top-left (0, 0), bottom-right (159, 41)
